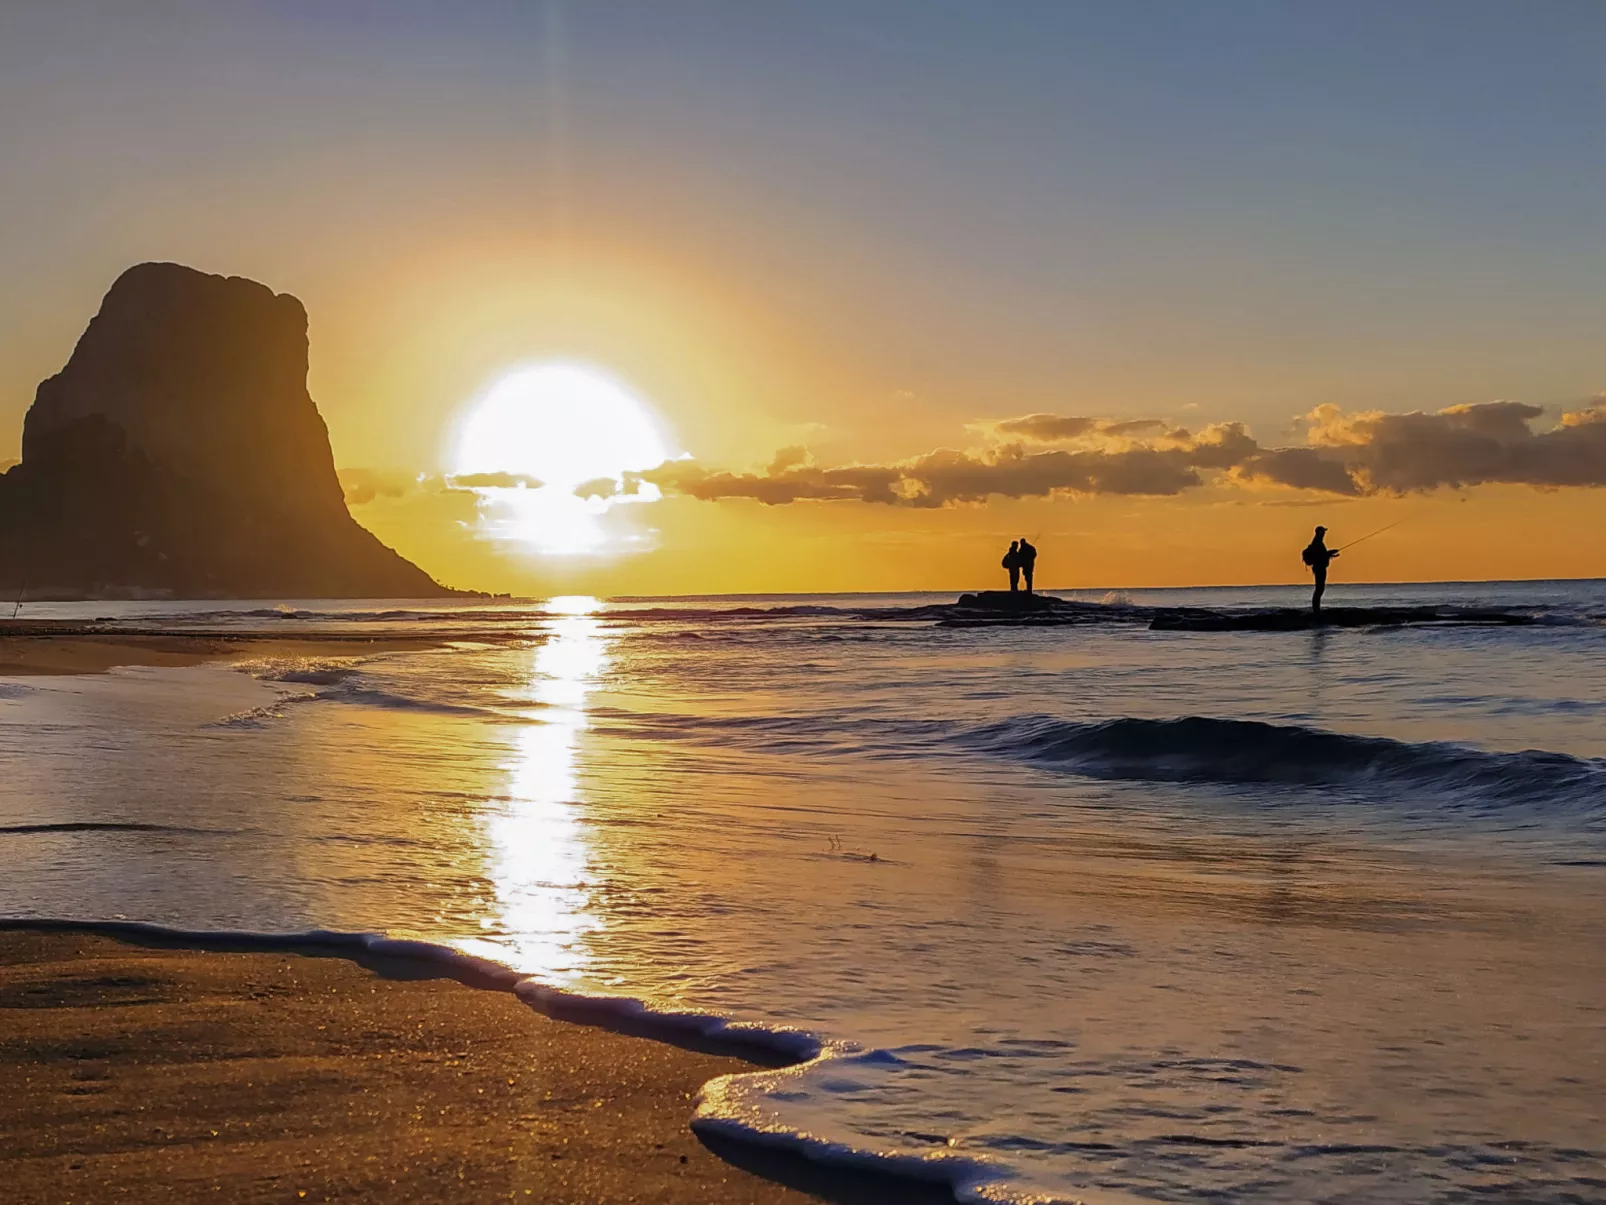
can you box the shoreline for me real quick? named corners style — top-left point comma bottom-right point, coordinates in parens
top-left (0, 628), bottom-right (506, 677)
top-left (0, 921), bottom-right (960, 1205)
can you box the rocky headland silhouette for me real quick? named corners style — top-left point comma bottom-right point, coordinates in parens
top-left (0, 263), bottom-right (459, 600)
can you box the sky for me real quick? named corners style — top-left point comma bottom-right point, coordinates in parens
top-left (1, 0), bottom-right (1603, 593)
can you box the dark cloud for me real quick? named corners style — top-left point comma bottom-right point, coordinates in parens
top-left (1183, 422), bottom-right (1259, 470)
top-left (341, 468), bottom-right (539, 507)
top-left (1236, 447), bottom-right (1361, 495)
top-left (993, 413), bottom-right (1099, 441)
top-left (339, 468), bottom-right (422, 507)
top-left (1101, 418), bottom-right (1167, 437)
top-left (993, 414), bottom-right (1179, 443)
top-left (447, 471), bottom-right (543, 490)
top-left (1239, 399), bottom-right (1606, 494)
top-left (633, 397), bottom-right (1606, 508)
top-left (573, 476), bottom-right (621, 500)
top-left (634, 458), bottom-right (903, 505)
top-left (630, 424), bottom-right (1258, 507)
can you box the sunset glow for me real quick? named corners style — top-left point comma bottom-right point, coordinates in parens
top-left (451, 364), bottom-right (671, 556)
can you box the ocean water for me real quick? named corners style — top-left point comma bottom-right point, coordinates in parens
top-left (2, 581), bottom-right (1605, 1204)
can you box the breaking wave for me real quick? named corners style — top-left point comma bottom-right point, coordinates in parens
top-left (963, 714), bottom-right (1606, 805)
top-left (617, 708), bottom-right (1606, 823)
top-left (212, 660), bottom-right (506, 726)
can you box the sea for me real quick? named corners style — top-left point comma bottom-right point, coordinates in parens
top-left (2, 581), bottom-right (1604, 1205)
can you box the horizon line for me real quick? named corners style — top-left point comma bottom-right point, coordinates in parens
top-left (603, 575), bottom-right (1606, 602)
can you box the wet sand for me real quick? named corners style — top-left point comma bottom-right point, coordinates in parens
top-left (0, 928), bottom-right (849, 1205)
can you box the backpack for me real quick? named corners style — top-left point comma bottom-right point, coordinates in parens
top-left (1301, 545), bottom-right (1318, 567)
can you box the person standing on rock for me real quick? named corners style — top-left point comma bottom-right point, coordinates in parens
top-left (1016, 537), bottom-right (1038, 594)
top-left (1301, 526), bottom-right (1338, 616)
top-left (1002, 541), bottom-right (1021, 592)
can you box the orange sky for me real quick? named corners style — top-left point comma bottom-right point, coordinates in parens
top-left (1, 5), bottom-right (1603, 595)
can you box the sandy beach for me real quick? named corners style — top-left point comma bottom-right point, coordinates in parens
top-left (0, 927), bottom-right (864, 1205)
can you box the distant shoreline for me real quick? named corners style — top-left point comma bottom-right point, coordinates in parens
top-left (0, 629), bottom-right (496, 677)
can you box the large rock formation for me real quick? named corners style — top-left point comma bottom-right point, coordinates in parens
top-left (0, 262), bottom-right (455, 599)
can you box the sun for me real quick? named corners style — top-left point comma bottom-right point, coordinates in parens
top-left (451, 363), bottom-right (673, 555)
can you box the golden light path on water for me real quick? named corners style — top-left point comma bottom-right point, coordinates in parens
top-left (456, 595), bottom-right (608, 983)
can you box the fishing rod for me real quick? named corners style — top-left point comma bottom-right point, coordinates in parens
top-left (1337, 518), bottom-right (1407, 553)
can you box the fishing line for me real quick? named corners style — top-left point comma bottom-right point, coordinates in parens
top-left (1337, 518), bottom-right (1408, 552)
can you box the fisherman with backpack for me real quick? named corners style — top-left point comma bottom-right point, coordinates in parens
top-left (1301, 526), bottom-right (1339, 616)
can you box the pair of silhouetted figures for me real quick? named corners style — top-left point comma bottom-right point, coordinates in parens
top-left (1001, 538), bottom-right (1038, 593)
top-left (1301, 525), bottom-right (1339, 615)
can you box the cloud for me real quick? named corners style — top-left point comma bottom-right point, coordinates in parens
top-left (993, 413), bottom-right (1099, 441)
top-left (625, 423), bottom-right (1269, 508)
top-left (340, 469), bottom-right (550, 507)
top-left (768, 445), bottom-right (810, 474)
top-left (631, 397), bottom-right (1606, 508)
top-left (634, 458), bottom-right (903, 505)
top-left (446, 472), bottom-right (543, 490)
top-left (573, 476), bottom-right (622, 500)
top-left (339, 468), bottom-right (425, 507)
top-left (1238, 399), bottom-right (1606, 494)
top-left (1235, 447), bottom-right (1361, 495)
top-left (348, 396), bottom-right (1606, 518)
top-left (1561, 395), bottom-right (1606, 428)
top-left (1101, 418), bottom-right (1167, 437)
top-left (992, 415), bottom-right (1181, 444)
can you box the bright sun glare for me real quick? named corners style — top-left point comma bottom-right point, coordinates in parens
top-left (452, 364), bottom-right (672, 556)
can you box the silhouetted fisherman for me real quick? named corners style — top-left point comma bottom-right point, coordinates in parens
top-left (1017, 537), bottom-right (1038, 594)
top-left (1301, 526), bottom-right (1339, 615)
top-left (1002, 540), bottom-right (1021, 592)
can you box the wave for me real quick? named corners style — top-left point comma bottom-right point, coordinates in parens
top-left (0, 916), bottom-right (1023, 1204)
top-left (963, 715), bottom-right (1606, 803)
top-left (215, 662), bottom-right (505, 726)
top-left (245, 660), bottom-right (363, 687)
top-left (35, 593), bottom-right (1606, 637)
top-left (326, 685), bottom-right (501, 717)
top-left (612, 707), bottom-right (1606, 821)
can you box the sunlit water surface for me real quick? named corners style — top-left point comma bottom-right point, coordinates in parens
top-left (3, 583), bottom-right (1605, 1203)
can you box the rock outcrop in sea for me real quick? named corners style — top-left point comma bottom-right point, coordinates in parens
top-left (0, 262), bottom-right (456, 599)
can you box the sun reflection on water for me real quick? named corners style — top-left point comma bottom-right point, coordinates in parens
top-left (457, 595), bottom-right (609, 982)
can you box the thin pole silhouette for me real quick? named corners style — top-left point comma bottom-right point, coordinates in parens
top-left (1337, 519), bottom-right (1407, 553)
top-left (10, 577), bottom-right (24, 620)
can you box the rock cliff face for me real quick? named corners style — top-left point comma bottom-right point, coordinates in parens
top-left (0, 262), bottom-right (452, 598)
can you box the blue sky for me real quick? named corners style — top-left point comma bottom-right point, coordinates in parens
top-left (2, 0), bottom-right (1602, 474)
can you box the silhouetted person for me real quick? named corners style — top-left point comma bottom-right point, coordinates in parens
top-left (1017, 538), bottom-right (1038, 593)
top-left (1002, 540), bottom-right (1021, 592)
top-left (1301, 526), bottom-right (1338, 615)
